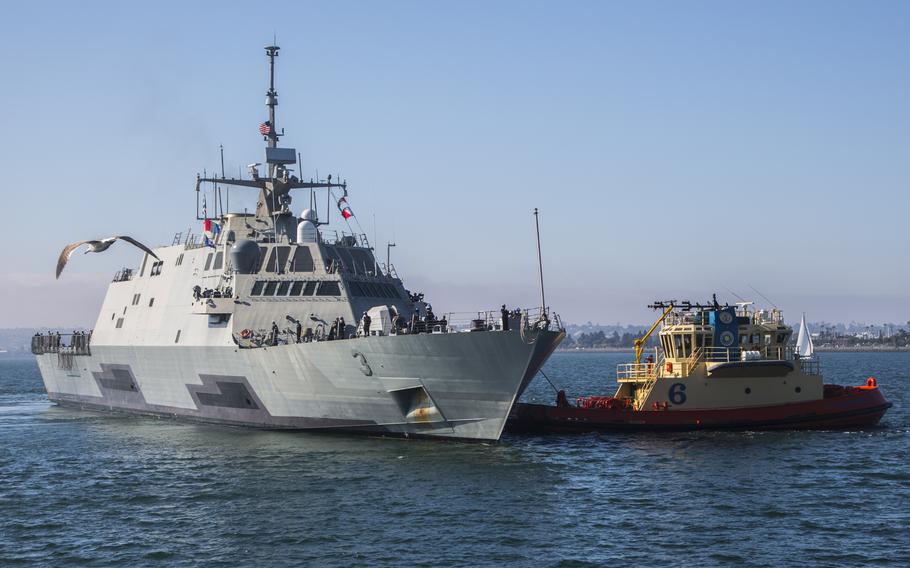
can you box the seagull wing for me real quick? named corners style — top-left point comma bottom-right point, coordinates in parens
top-left (112, 236), bottom-right (161, 261)
top-left (56, 240), bottom-right (91, 279)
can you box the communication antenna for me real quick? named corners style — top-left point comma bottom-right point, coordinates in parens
top-left (300, 151), bottom-right (314, 213)
top-left (748, 284), bottom-right (778, 309)
top-left (534, 208), bottom-right (547, 311)
top-left (220, 144), bottom-right (228, 217)
top-left (724, 286), bottom-right (746, 302)
top-left (387, 242), bottom-right (396, 275)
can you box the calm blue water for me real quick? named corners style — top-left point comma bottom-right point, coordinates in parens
top-left (1, 352), bottom-right (908, 567)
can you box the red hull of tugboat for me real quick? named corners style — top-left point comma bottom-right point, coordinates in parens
top-left (507, 384), bottom-right (892, 434)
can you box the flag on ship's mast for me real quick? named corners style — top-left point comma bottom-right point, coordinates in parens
top-left (337, 196), bottom-right (354, 220)
top-left (202, 195), bottom-right (220, 247)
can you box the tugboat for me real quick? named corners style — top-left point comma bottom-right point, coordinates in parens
top-left (508, 298), bottom-right (892, 433)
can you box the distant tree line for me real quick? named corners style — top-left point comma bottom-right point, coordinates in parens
top-left (562, 330), bottom-right (655, 349)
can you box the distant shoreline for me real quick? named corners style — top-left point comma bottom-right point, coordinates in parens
top-left (557, 347), bottom-right (910, 354)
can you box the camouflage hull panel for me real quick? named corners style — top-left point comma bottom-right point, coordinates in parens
top-left (37, 329), bottom-right (564, 441)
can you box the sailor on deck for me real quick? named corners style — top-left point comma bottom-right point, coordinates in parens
top-left (362, 312), bottom-right (371, 337)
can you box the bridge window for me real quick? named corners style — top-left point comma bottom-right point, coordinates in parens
top-left (251, 281), bottom-right (265, 296)
top-left (316, 281), bottom-right (341, 296)
top-left (264, 281), bottom-right (279, 295)
top-left (253, 246), bottom-right (269, 272)
top-left (303, 282), bottom-right (318, 296)
top-left (277, 281), bottom-right (291, 296)
top-left (213, 252), bottom-right (224, 271)
top-left (290, 281), bottom-right (304, 296)
top-left (290, 247), bottom-right (314, 272)
top-left (264, 246), bottom-right (290, 273)
top-left (204, 253), bottom-right (213, 271)
top-left (682, 334), bottom-right (692, 358)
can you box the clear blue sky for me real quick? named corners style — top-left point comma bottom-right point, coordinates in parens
top-left (1, 1), bottom-right (908, 327)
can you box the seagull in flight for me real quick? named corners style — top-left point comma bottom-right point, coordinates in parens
top-left (56, 236), bottom-right (160, 279)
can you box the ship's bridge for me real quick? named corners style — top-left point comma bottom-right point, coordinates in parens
top-left (658, 304), bottom-right (792, 363)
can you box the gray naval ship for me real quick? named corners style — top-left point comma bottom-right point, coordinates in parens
top-left (32, 46), bottom-right (565, 441)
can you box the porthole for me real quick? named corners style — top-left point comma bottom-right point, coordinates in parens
top-left (795, 386), bottom-right (802, 393)
top-left (744, 387), bottom-right (752, 394)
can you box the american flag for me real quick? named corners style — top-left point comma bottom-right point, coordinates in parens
top-left (259, 121), bottom-right (272, 135)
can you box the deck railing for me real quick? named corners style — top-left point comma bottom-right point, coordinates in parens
top-left (31, 332), bottom-right (92, 356)
top-left (232, 306), bottom-right (562, 349)
top-left (618, 343), bottom-right (822, 383)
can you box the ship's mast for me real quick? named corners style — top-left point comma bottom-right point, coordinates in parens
top-left (196, 46), bottom-right (348, 226)
top-left (265, 45), bottom-right (280, 174)
top-left (265, 46), bottom-right (279, 147)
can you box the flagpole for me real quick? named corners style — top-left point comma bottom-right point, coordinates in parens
top-left (220, 144), bottom-right (227, 218)
top-left (534, 208), bottom-right (547, 313)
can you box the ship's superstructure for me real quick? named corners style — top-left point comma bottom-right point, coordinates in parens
top-left (33, 46), bottom-right (565, 441)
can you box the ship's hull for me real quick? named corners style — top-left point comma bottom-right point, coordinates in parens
top-left (506, 383), bottom-right (891, 433)
top-left (37, 329), bottom-right (564, 441)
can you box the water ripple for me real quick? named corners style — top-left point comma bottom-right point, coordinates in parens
top-left (1, 353), bottom-right (909, 566)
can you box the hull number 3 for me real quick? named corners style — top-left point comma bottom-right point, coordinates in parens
top-left (669, 382), bottom-right (687, 405)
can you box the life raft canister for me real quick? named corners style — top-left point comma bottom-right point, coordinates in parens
top-left (866, 377), bottom-right (877, 388)
top-left (666, 362), bottom-right (674, 373)
top-left (240, 328), bottom-right (252, 339)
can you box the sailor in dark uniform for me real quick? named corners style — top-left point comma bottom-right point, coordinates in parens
top-left (362, 312), bottom-right (372, 337)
